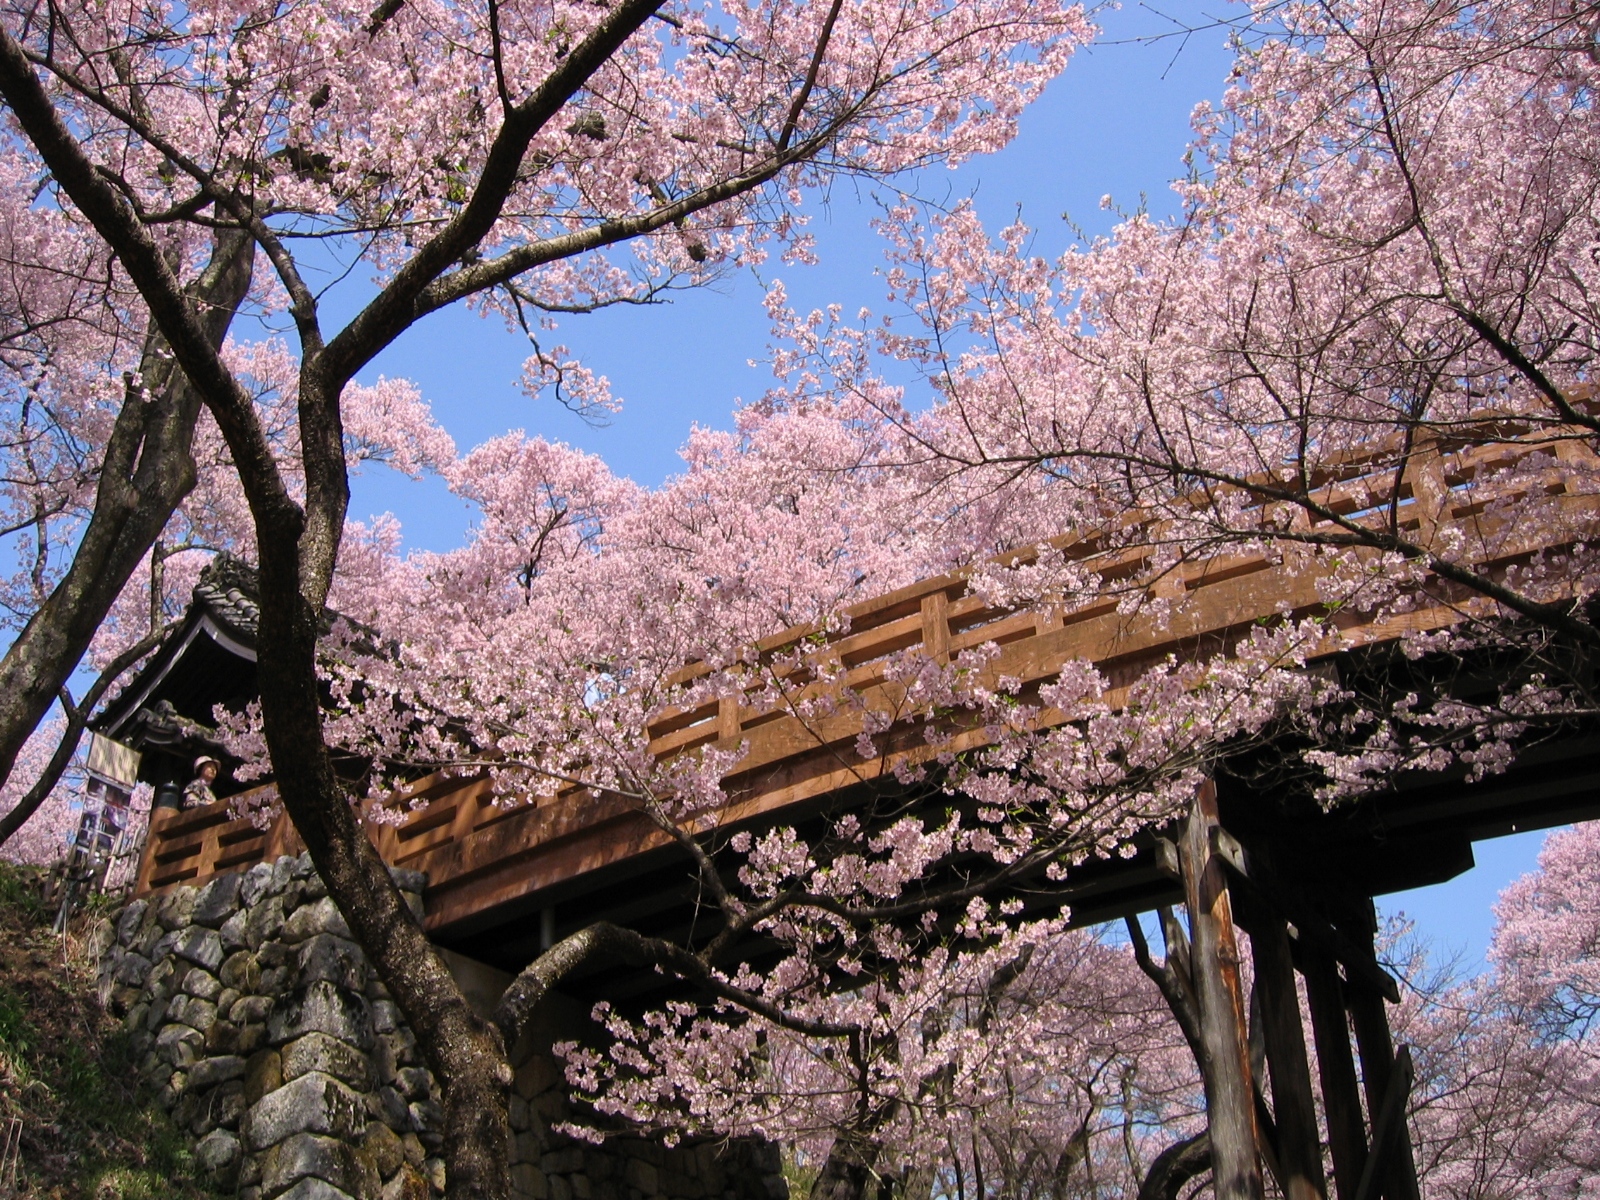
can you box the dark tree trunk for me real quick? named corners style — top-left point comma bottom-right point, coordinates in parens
top-left (808, 1135), bottom-right (883, 1200)
top-left (1137, 1131), bottom-right (1212, 1200)
top-left (0, 227), bottom-right (254, 835)
top-left (250, 481), bottom-right (517, 1199)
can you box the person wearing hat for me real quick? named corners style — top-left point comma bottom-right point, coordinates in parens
top-left (184, 755), bottom-right (221, 808)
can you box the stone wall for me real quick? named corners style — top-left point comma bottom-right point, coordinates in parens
top-left (97, 855), bottom-right (788, 1200)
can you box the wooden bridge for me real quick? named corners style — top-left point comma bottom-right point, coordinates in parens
top-left (135, 421), bottom-right (1600, 947)
top-left (128, 421), bottom-right (1600, 1200)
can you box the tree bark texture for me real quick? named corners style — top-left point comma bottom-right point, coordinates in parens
top-left (1180, 781), bottom-right (1264, 1200)
top-left (1137, 1131), bottom-right (1212, 1200)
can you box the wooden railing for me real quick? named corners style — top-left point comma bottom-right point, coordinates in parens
top-left (134, 426), bottom-right (1600, 931)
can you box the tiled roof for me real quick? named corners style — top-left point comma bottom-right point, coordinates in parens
top-left (192, 554), bottom-right (260, 643)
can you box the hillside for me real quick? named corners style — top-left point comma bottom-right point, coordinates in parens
top-left (0, 865), bottom-right (215, 1199)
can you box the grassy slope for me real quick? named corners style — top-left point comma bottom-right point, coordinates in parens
top-left (0, 865), bottom-right (215, 1200)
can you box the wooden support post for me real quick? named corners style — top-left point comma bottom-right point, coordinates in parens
top-left (1341, 904), bottom-right (1422, 1200)
top-left (1251, 916), bottom-right (1329, 1200)
top-left (1180, 780), bottom-right (1264, 1200)
top-left (1301, 945), bottom-right (1368, 1200)
top-left (1353, 1047), bottom-right (1416, 1200)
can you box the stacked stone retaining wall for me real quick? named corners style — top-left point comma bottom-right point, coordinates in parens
top-left (97, 854), bottom-right (787, 1200)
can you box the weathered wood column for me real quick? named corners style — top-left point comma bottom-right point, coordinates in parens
top-left (1301, 944), bottom-right (1368, 1200)
top-left (1181, 780), bottom-right (1264, 1200)
top-left (1250, 914), bottom-right (1330, 1200)
top-left (1341, 902), bottom-right (1422, 1200)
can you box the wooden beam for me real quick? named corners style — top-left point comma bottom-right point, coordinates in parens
top-left (1340, 903), bottom-right (1422, 1200)
top-left (1210, 829), bottom-right (1400, 1004)
top-left (1301, 945), bottom-right (1368, 1200)
top-left (1251, 915), bottom-right (1330, 1200)
top-left (1352, 1046), bottom-right (1416, 1200)
top-left (1181, 780), bottom-right (1264, 1200)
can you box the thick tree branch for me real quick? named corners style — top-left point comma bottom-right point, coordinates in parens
top-left (0, 620), bottom-right (175, 847)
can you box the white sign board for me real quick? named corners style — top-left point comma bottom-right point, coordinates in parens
top-left (85, 732), bottom-right (141, 789)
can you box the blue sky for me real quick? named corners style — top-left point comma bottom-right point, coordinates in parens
top-left (331, 0), bottom-right (1551, 969)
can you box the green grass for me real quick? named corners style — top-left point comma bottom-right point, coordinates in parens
top-left (0, 863), bottom-right (216, 1199)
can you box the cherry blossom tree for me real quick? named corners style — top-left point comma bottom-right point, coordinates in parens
top-left (757, 0), bottom-right (1600, 796)
top-left (0, 0), bottom-right (1097, 1191)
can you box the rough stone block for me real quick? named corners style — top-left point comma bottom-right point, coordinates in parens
top-left (221, 908), bottom-right (251, 951)
top-left (513, 1165), bottom-right (550, 1200)
top-left (156, 885), bottom-right (198, 930)
top-left (271, 855), bottom-right (297, 894)
top-left (223, 950), bottom-right (263, 992)
top-left (189, 1053), bottom-right (247, 1089)
top-left (624, 1161), bottom-right (658, 1195)
top-left (182, 966), bottom-right (222, 1000)
top-left (375, 1086), bottom-right (409, 1131)
top-left (543, 1150), bottom-right (585, 1175)
top-left (401, 1132), bottom-right (426, 1168)
top-left (245, 1049), bottom-right (284, 1106)
top-left (380, 1165), bottom-right (429, 1200)
top-left (172, 925), bottom-right (225, 971)
top-left (125, 1001), bottom-right (150, 1035)
top-left (194, 874), bottom-right (243, 927)
top-left (247, 895), bottom-right (287, 949)
top-left (363, 1120), bottom-right (405, 1179)
top-left (286, 873), bottom-right (329, 908)
top-left (196, 1127), bottom-right (243, 1185)
top-left (549, 1174), bottom-right (573, 1200)
top-left (270, 981), bottom-right (373, 1050)
top-left (245, 1070), bottom-right (365, 1151)
top-left (297, 933), bottom-right (368, 992)
top-left (242, 860), bottom-right (278, 907)
top-left (262, 1131), bottom-right (379, 1198)
top-left (371, 1002), bottom-right (400, 1035)
top-left (170, 994), bottom-right (218, 1034)
top-left (282, 897), bottom-right (352, 943)
top-left (407, 1097), bottom-right (443, 1136)
top-left (135, 918), bottom-right (166, 958)
top-left (113, 951), bottom-right (153, 987)
top-left (206, 1079), bottom-right (248, 1135)
top-left (116, 898), bottom-right (149, 945)
top-left (144, 996), bottom-right (170, 1033)
top-left (282, 1031), bottom-right (373, 1091)
top-left (231, 994), bottom-right (274, 1025)
top-left (207, 1020), bottom-right (242, 1055)
top-left (156, 1022), bottom-right (205, 1069)
top-left (394, 1066), bottom-right (430, 1101)
top-left (239, 1022), bottom-right (267, 1055)
top-left (274, 1177), bottom-right (358, 1200)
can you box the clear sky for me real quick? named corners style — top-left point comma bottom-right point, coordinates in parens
top-left (331, 0), bottom-right (1553, 972)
